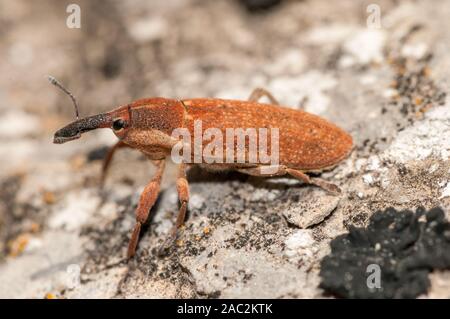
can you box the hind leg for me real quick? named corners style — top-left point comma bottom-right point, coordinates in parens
top-left (237, 165), bottom-right (341, 194)
top-left (285, 168), bottom-right (341, 194)
top-left (159, 163), bottom-right (190, 254)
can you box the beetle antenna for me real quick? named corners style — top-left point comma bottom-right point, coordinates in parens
top-left (48, 75), bottom-right (80, 120)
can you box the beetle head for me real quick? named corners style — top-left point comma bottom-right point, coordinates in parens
top-left (53, 106), bottom-right (131, 144)
top-left (53, 98), bottom-right (185, 153)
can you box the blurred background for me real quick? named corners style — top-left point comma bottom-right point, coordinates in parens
top-left (1, 0), bottom-right (450, 298)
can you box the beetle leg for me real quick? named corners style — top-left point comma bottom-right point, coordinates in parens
top-left (238, 165), bottom-right (341, 194)
top-left (173, 163), bottom-right (190, 237)
top-left (127, 159), bottom-right (166, 259)
top-left (100, 140), bottom-right (129, 187)
top-left (248, 88), bottom-right (279, 105)
top-left (299, 96), bottom-right (308, 110)
top-left (285, 168), bottom-right (341, 194)
top-left (159, 163), bottom-right (190, 254)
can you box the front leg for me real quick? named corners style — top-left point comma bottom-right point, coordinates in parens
top-left (159, 163), bottom-right (190, 254)
top-left (127, 159), bottom-right (166, 259)
top-left (100, 140), bottom-right (129, 187)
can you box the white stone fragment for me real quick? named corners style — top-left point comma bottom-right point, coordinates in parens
top-left (0, 110), bottom-right (40, 138)
top-left (342, 29), bottom-right (386, 65)
top-left (428, 163), bottom-right (439, 174)
top-left (283, 188), bottom-right (340, 228)
top-left (401, 43), bottom-right (428, 59)
top-left (49, 190), bottom-right (101, 231)
top-left (265, 49), bottom-right (307, 75)
top-left (128, 16), bottom-right (168, 42)
top-left (383, 102), bottom-right (450, 163)
top-left (366, 156), bottom-right (381, 171)
top-left (363, 174), bottom-right (374, 185)
top-left (284, 230), bottom-right (316, 262)
top-left (440, 182), bottom-right (450, 199)
top-left (189, 193), bottom-right (205, 210)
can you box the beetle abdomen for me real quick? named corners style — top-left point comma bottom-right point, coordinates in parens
top-left (182, 98), bottom-right (353, 171)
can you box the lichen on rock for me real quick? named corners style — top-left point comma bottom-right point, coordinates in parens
top-left (320, 207), bottom-right (450, 299)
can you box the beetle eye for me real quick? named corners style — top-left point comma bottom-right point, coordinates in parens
top-left (112, 119), bottom-right (126, 131)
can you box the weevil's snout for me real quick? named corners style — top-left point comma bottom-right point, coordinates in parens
top-left (53, 129), bottom-right (81, 144)
top-left (53, 113), bottom-right (112, 144)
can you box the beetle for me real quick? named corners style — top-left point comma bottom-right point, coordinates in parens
top-left (51, 78), bottom-right (353, 259)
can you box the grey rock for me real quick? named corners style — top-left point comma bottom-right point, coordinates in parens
top-left (282, 188), bottom-right (341, 228)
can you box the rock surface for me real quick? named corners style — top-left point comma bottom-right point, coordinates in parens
top-left (1, 0), bottom-right (450, 298)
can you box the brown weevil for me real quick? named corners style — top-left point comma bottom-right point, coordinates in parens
top-left (51, 78), bottom-right (353, 258)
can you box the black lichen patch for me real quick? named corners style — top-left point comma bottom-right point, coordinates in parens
top-left (320, 207), bottom-right (450, 299)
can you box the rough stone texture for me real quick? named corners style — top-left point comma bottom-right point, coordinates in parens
top-left (282, 188), bottom-right (341, 228)
top-left (1, 0), bottom-right (450, 298)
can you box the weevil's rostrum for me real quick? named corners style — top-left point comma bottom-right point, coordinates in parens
top-left (53, 87), bottom-right (353, 258)
top-left (54, 113), bottom-right (113, 144)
